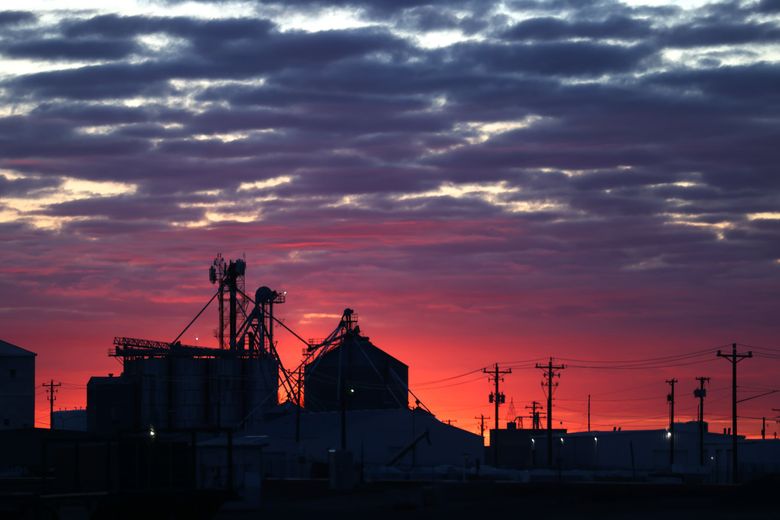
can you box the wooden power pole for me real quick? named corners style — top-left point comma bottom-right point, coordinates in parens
top-left (484, 363), bottom-right (511, 431)
top-left (694, 376), bottom-right (710, 466)
top-left (666, 378), bottom-right (677, 466)
top-left (717, 343), bottom-right (752, 484)
top-left (536, 358), bottom-right (565, 466)
top-left (43, 380), bottom-right (61, 430)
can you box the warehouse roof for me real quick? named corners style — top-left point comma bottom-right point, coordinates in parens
top-left (0, 339), bottom-right (36, 357)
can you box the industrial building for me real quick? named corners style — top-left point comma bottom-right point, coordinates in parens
top-left (51, 409), bottom-right (87, 431)
top-left (87, 257), bottom-right (283, 434)
top-left (487, 421), bottom-right (780, 482)
top-left (199, 407), bottom-right (483, 485)
top-left (0, 338), bottom-right (35, 429)
top-left (84, 256), bottom-right (481, 475)
top-left (87, 342), bottom-right (279, 433)
top-left (304, 309), bottom-right (408, 412)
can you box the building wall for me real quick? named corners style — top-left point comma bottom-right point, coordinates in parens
top-left (0, 355), bottom-right (35, 429)
top-left (87, 376), bottom-right (138, 434)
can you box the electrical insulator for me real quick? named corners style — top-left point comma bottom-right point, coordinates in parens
top-left (489, 392), bottom-right (494, 403)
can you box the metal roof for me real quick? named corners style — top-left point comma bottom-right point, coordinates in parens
top-left (0, 339), bottom-right (36, 357)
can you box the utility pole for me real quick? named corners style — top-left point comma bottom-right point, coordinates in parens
top-left (484, 363), bottom-right (511, 466)
top-left (484, 363), bottom-right (511, 431)
top-left (536, 358), bottom-right (565, 466)
top-left (526, 401), bottom-right (543, 430)
top-left (43, 380), bottom-right (61, 430)
top-left (475, 414), bottom-right (488, 441)
top-left (774, 409), bottom-right (780, 440)
top-left (694, 376), bottom-right (710, 466)
top-left (666, 378), bottom-right (677, 466)
top-left (717, 343), bottom-right (752, 484)
top-left (295, 366), bottom-right (302, 443)
top-left (587, 394), bottom-right (591, 433)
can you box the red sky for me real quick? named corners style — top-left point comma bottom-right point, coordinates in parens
top-left (5, 220), bottom-right (776, 439)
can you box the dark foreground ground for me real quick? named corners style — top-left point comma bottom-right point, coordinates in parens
top-left (224, 479), bottom-right (780, 520)
top-left (2, 478), bottom-right (777, 519)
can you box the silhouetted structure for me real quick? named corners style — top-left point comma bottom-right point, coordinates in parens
top-left (0, 339), bottom-right (35, 429)
top-left (537, 357), bottom-right (565, 466)
top-left (88, 257), bottom-right (288, 435)
top-left (666, 378), bottom-right (677, 465)
top-left (304, 311), bottom-right (408, 412)
top-left (694, 376), bottom-right (710, 466)
top-left (484, 363), bottom-right (511, 431)
top-left (489, 421), bottom-right (780, 481)
top-left (717, 343), bottom-right (752, 483)
top-left (52, 408), bottom-right (87, 431)
top-left (43, 379), bottom-right (61, 429)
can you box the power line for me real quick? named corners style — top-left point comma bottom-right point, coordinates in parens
top-left (415, 374), bottom-right (486, 391)
top-left (414, 368), bottom-right (487, 387)
top-left (557, 346), bottom-right (722, 365)
top-left (737, 343), bottom-right (780, 352)
top-left (565, 358), bottom-right (719, 370)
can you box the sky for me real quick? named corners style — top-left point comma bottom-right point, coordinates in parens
top-left (0, 0), bottom-right (779, 437)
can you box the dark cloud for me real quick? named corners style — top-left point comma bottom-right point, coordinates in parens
top-left (35, 194), bottom-right (206, 223)
top-left (1, 38), bottom-right (139, 61)
top-left (648, 63), bottom-right (780, 105)
top-left (451, 41), bottom-right (656, 76)
top-left (6, 26), bottom-right (408, 100)
top-left (502, 15), bottom-right (653, 41)
top-left (30, 103), bottom-right (182, 126)
top-left (0, 114), bottom-right (150, 158)
top-left (9, 63), bottom-right (174, 100)
top-left (0, 174), bottom-right (57, 197)
top-left (757, 0), bottom-right (780, 13)
top-left (662, 21), bottom-right (780, 48)
top-left (62, 14), bottom-right (275, 40)
top-left (0, 11), bottom-right (36, 26)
